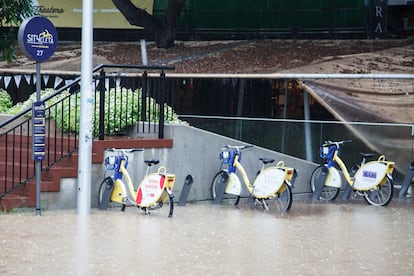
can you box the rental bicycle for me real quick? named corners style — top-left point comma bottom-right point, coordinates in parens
top-left (211, 145), bottom-right (297, 212)
top-left (310, 140), bottom-right (395, 206)
top-left (98, 148), bottom-right (176, 217)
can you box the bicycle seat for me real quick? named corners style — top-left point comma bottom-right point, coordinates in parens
top-left (145, 159), bottom-right (160, 166)
top-left (359, 152), bottom-right (375, 158)
top-left (259, 158), bottom-right (275, 165)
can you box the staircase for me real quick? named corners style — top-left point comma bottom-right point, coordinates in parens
top-left (0, 64), bottom-right (176, 211)
top-left (0, 135), bottom-right (173, 211)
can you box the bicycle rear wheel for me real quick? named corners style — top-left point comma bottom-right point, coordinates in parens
top-left (310, 165), bottom-right (340, 201)
top-left (364, 176), bottom-right (393, 206)
top-left (277, 182), bottom-right (293, 212)
top-left (98, 177), bottom-right (124, 210)
top-left (211, 171), bottom-right (240, 205)
top-left (265, 182), bottom-right (292, 212)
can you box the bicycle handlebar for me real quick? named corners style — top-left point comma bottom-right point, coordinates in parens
top-left (222, 145), bottom-right (253, 151)
top-left (322, 140), bottom-right (352, 147)
top-left (105, 148), bottom-right (143, 154)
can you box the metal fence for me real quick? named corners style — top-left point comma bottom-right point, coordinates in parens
top-left (0, 64), bottom-right (174, 199)
top-left (179, 115), bottom-right (413, 184)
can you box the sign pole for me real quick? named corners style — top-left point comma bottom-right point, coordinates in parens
top-left (35, 61), bottom-right (42, 216)
top-left (18, 16), bottom-right (58, 216)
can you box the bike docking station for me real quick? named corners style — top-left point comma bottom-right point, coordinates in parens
top-left (99, 176), bottom-right (114, 210)
top-left (178, 174), bottom-right (194, 206)
top-left (399, 129), bottom-right (414, 199)
top-left (213, 172), bottom-right (229, 205)
top-left (399, 161), bottom-right (414, 199)
top-left (18, 16), bottom-right (58, 216)
top-left (312, 166), bottom-right (329, 201)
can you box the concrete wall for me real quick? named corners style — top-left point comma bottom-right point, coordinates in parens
top-left (41, 124), bottom-right (318, 209)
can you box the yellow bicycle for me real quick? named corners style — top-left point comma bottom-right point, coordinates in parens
top-left (98, 148), bottom-right (176, 217)
top-left (211, 145), bottom-right (297, 212)
top-left (310, 140), bottom-right (395, 206)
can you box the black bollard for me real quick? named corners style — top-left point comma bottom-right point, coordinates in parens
top-left (399, 162), bottom-right (414, 199)
top-left (213, 171), bottom-right (229, 205)
top-left (178, 175), bottom-right (194, 206)
top-left (99, 177), bottom-right (114, 210)
top-left (312, 166), bottom-right (329, 201)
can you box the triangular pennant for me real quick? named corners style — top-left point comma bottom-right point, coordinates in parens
top-left (24, 75), bottom-right (31, 85)
top-left (4, 76), bottom-right (12, 89)
top-left (14, 75), bottom-right (22, 88)
top-left (43, 75), bottom-right (49, 86)
top-left (54, 76), bottom-right (63, 89)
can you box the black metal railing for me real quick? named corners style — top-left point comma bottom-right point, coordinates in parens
top-left (0, 64), bottom-right (174, 199)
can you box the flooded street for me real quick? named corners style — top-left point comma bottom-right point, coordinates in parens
top-left (1, 199), bottom-right (414, 275)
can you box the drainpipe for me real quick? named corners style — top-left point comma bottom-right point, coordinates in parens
top-left (303, 89), bottom-right (313, 161)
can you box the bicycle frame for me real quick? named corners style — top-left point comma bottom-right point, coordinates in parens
top-left (224, 149), bottom-right (295, 197)
top-left (108, 154), bottom-right (175, 208)
top-left (326, 144), bottom-right (394, 191)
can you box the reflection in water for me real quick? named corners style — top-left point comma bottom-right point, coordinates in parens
top-left (0, 200), bottom-right (413, 275)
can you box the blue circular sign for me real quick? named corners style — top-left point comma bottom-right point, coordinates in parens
top-left (18, 16), bottom-right (58, 62)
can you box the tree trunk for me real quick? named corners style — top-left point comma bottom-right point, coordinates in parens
top-left (112, 0), bottom-right (184, 49)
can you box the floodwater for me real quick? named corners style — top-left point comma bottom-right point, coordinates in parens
top-left (1, 199), bottom-right (414, 275)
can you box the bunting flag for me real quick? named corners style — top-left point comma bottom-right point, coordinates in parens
top-left (43, 75), bottom-right (49, 86)
top-left (0, 74), bottom-right (82, 100)
top-left (14, 75), bottom-right (22, 88)
top-left (54, 76), bottom-right (63, 89)
top-left (4, 76), bottom-right (12, 89)
top-left (24, 75), bottom-right (31, 85)
top-left (116, 77), bottom-right (121, 89)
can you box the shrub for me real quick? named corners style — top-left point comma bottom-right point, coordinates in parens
top-left (6, 87), bottom-right (185, 135)
top-left (0, 89), bottom-right (13, 113)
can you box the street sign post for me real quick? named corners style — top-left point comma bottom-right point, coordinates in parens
top-left (18, 16), bottom-right (58, 216)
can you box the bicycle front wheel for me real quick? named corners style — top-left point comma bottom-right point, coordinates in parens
top-left (98, 177), bottom-right (124, 210)
top-left (211, 171), bottom-right (240, 205)
top-left (310, 165), bottom-right (340, 202)
top-left (364, 176), bottom-right (394, 206)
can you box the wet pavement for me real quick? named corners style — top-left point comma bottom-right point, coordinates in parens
top-left (1, 199), bottom-right (414, 275)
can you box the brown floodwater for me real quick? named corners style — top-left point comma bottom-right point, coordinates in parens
top-left (1, 199), bottom-right (413, 275)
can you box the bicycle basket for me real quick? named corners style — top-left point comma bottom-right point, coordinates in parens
top-left (104, 156), bottom-right (116, 170)
top-left (320, 145), bottom-right (332, 159)
top-left (220, 150), bottom-right (231, 164)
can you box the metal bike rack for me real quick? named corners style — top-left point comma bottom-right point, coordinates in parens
top-left (399, 162), bottom-right (414, 199)
top-left (312, 166), bottom-right (329, 201)
top-left (98, 178), bottom-right (114, 210)
top-left (178, 174), bottom-right (194, 206)
top-left (213, 172), bottom-right (229, 205)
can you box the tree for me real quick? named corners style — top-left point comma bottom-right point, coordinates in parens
top-left (112, 0), bottom-right (185, 48)
top-left (0, 0), bottom-right (36, 62)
